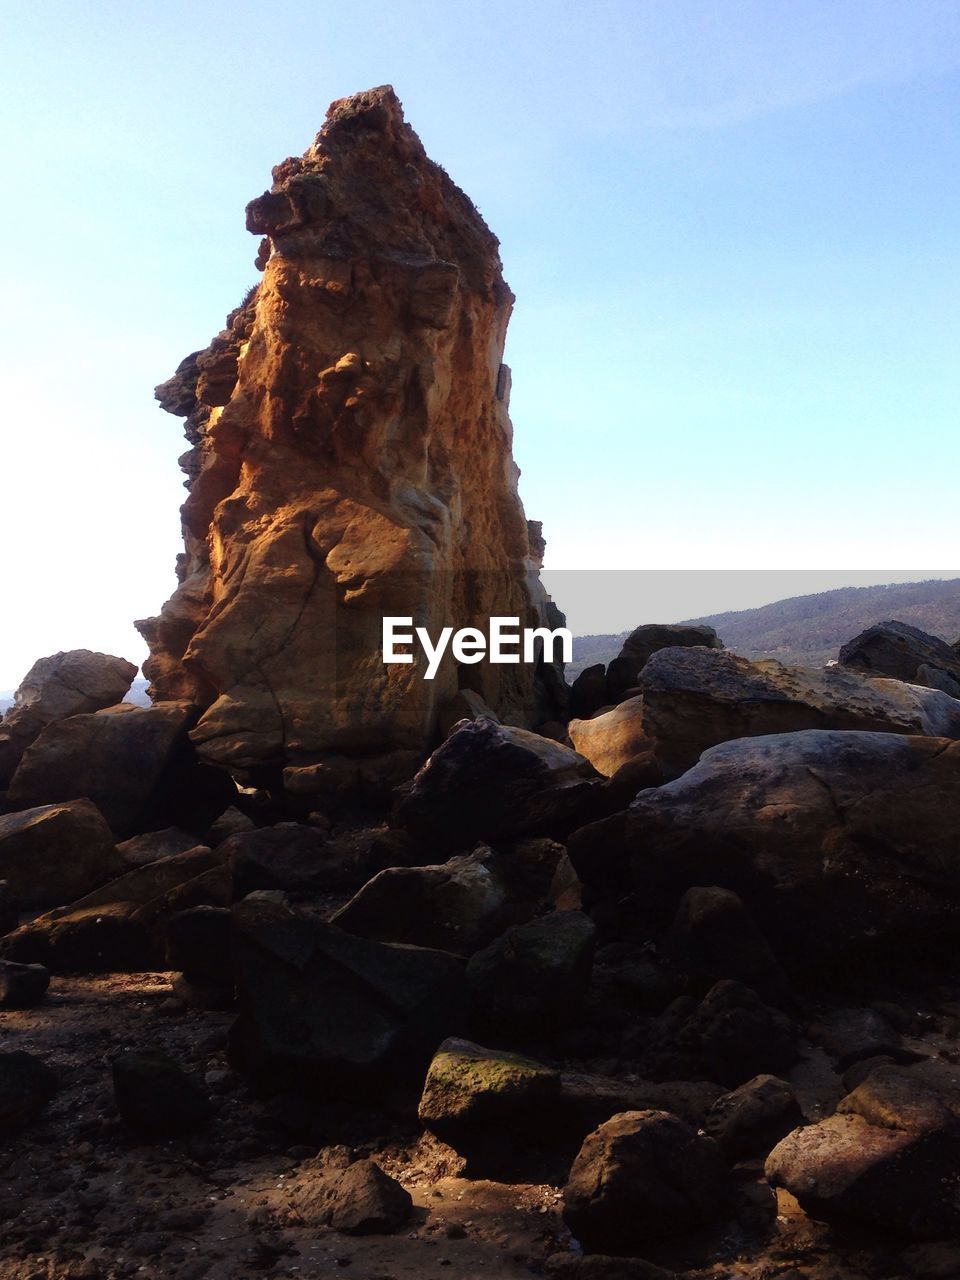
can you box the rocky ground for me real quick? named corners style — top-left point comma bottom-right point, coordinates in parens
top-left (1, 963), bottom-right (959, 1280)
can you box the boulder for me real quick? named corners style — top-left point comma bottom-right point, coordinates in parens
top-left (703, 1074), bottom-right (801, 1158)
top-left (136, 86), bottom-right (564, 794)
top-left (225, 822), bottom-right (363, 897)
top-left (331, 847), bottom-right (511, 954)
top-left (466, 910), bottom-right (596, 1034)
top-left (639, 646), bottom-right (960, 774)
top-left (326, 1159), bottom-right (412, 1234)
top-left (229, 895), bottom-right (465, 1096)
top-left (112, 1051), bottom-right (212, 1136)
top-left (572, 731), bottom-right (960, 974)
top-left (0, 1051), bottom-right (58, 1136)
top-left (204, 805), bottom-right (256, 845)
top-left (562, 1110), bottom-right (724, 1254)
top-left (418, 1037), bottom-right (561, 1141)
top-left (765, 1065), bottom-right (960, 1237)
top-left (0, 959), bottom-right (49, 1008)
top-left (436, 690), bottom-right (501, 738)
top-left (642, 981), bottom-right (797, 1088)
top-left (289, 1156), bottom-right (412, 1234)
top-left (0, 799), bottom-right (120, 910)
top-left (395, 717), bottom-right (599, 851)
top-left (6, 702), bottom-right (198, 837)
top-left (838, 619), bottom-right (960, 688)
top-left (2, 844), bottom-right (226, 971)
top-left (605, 624), bottom-right (721, 704)
top-left (667, 886), bottom-right (791, 1006)
top-left (568, 697), bottom-right (650, 778)
top-left (569, 664), bottom-right (610, 721)
top-left (116, 826), bottom-right (200, 868)
top-left (556, 1074), bottom-right (723, 1134)
top-left (0, 650), bottom-right (136, 786)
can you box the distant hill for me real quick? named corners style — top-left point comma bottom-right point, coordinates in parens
top-left (569, 577), bottom-right (960, 678)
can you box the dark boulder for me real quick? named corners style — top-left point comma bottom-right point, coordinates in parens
top-left (562, 1110), bottom-right (724, 1254)
top-left (466, 910), bottom-right (595, 1034)
top-left (394, 717), bottom-right (600, 852)
top-left (0, 799), bottom-right (121, 911)
top-left (605, 624), bottom-right (721, 705)
top-left (838, 619), bottom-right (960, 688)
top-left (229, 895), bottom-right (465, 1096)
top-left (703, 1074), bottom-right (801, 1158)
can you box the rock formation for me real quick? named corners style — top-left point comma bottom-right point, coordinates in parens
top-left (137, 86), bottom-right (563, 798)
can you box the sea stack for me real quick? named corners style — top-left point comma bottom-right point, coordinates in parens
top-left (137, 86), bottom-right (563, 799)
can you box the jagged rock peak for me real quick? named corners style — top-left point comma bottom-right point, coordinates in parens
top-left (137, 86), bottom-right (564, 798)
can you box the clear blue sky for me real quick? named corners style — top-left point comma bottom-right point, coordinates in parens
top-left (1, 1), bottom-right (958, 685)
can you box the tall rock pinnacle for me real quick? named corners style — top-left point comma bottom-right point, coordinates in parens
top-left (138, 86), bottom-right (564, 798)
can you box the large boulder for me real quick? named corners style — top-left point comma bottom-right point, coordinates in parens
top-left (331, 847), bottom-right (513, 954)
top-left (224, 822), bottom-right (363, 897)
top-left (466, 910), bottom-right (596, 1034)
top-left (5, 702), bottom-right (201, 837)
top-left (605, 624), bottom-right (721, 704)
top-left (667, 886), bottom-right (791, 1006)
top-left (642, 980), bottom-right (797, 1088)
top-left (418, 1037), bottom-right (561, 1153)
top-left (571, 731), bottom-right (960, 974)
top-left (136, 86), bottom-right (564, 797)
top-left (568, 697), bottom-right (650, 778)
top-left (1, 844), bottom-right (226, 970)
top-left (766, 1065), bottom-right (960, 1238)
top-left (229, 895), bottom-right (465, 1095)
top-left (0, 799), bottom-right (121, 911)
top-left (395, 717), bottom-right (599, 850)
top-left (639, 646), bottom-right (960, 773)
top-left (0, 650), bottom-right (136, 786)
top-left (838, 619), bottom-right (960, 690)
top-left (562, 1110), bottom-right (724, 1254)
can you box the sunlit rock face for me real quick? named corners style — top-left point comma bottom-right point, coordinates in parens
top-left (138, 86), bottom-right (562, 793)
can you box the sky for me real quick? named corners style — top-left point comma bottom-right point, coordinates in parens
top-left (1, 0), bottom-right (958, 685)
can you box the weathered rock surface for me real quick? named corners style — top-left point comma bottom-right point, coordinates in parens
top-left (765, 1065), bottom-right (960, 1237)
top-left (0, 650), bottom-right (137, 787)
top-left (639, 646), bottom-right (960, 773)
top-left (332, 847), bottom-right (513, 954)
top-left (642, 981), bottom-right (797, 1088)
top-left (466, 910), bottom-right (595, 1033)
top-left (395, 717), bottom-right (599, 850)
top-left (0, 799), bottom-right (121, 910)
top-left (572, 731), bottom-right (960, 973)
top-left (2, 844), bottom-right (226, 971)
top-left (116, 826), bottom-right (200, 868)
top-left (568, 696), bottom-right (649, 778)
top-left (289, 1154), bottom-right (412, 1233)
top-left (703, 1074), bottom-right (801, 1158)
top-left (137, 85), bottom-right (563, 793)
top-left (605, 624), bottom-right (721, 705)
top-left (667, 886), bottom-right (790, 1006)
top-left (6, 702), bottom-right (199, 836)
top-left (418, 1038), bottom-right (561, 1146)
top-left (225, 822), bottom-right (360, 896)
top-left (562, 1110), bottom-right (724, 1254)
top-left (229, 895), bottom-right (465, 1095)
top-left (838, 619), bottom-right (960, 689)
